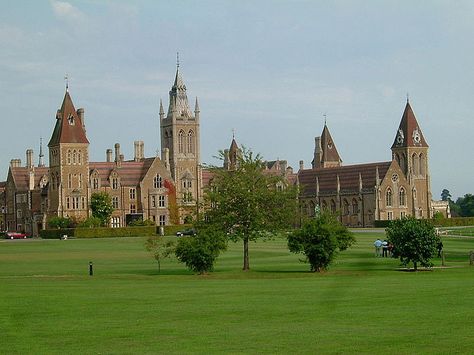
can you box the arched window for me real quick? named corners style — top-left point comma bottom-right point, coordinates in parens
top-left (352, 198), bottom-right (359, 214)
top-left (343, 199), bottom-right (350, 215)
top-left (178, 130), bottom-right (185, 153)
top-left (386, 188), bottom-right (393, 207)
top-left (412, 153), bottom-right (418, 176)
top-left (153, 174), bottom-right (163, 189)
top-left (67, 150), bottom-right (72, 165)
top-left (78, 150), bottom-right (82, 165)
top-left (419, 153), bottom-right (425, 176)
top-left (187, 130), bottom-right (194, 154)
top-left (399, 187), bottom-right (406, 206)
top-left (72, 150), bottom-right (77, 165)
top-left (330, 200), bottom-right (336, 213)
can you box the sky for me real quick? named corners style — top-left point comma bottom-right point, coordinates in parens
top-left (1, 0), bottom-right (473, 199)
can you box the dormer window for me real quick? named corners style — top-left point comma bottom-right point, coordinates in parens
top-left (67, 114), bottom-right (75, 125)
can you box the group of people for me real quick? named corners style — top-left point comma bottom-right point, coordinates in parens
top-left (373, 239), bottom-right (393, 257)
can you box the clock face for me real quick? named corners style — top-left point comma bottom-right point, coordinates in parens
top-left (391, 173), bottom-right (399, 182)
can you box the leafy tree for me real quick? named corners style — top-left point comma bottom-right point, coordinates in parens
top-left (174, 225), bottom-right (227, 274)
top-left (203, 147), bottom-right (298, 271)
top-left (77, 216), bottom-right (102, 228)
top-left (432, 211), bottom-right (444, 221)
top-left (386, 217), bottom-right (440, 271)
top-left (441, 189), bottom-right (451, 202)
top-left (457, 194), bottom-right (474, 217)
top-left (48, 216), bottom-right (72, 229)
top-left (145, 236), bottom-right (175, 273)
top-left (90, 192), bottom-right (114, 226)
top-left (288, 211), bottom-right (355, 272)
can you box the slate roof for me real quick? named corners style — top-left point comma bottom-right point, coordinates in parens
top-left (298, 162), bottom-right (391, 197)
top-left (90, 158), bottom-right (155, 187)
top-left (48, 91), bottom-right (89, 146)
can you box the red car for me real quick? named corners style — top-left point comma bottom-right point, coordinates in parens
top-left (4, 232), bottom-right (28, 239)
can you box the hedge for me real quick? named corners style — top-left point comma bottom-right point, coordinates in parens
top-left (40, 225), bottom-right (193, 239)
top-left (374, 217), bottom-right (474, 229)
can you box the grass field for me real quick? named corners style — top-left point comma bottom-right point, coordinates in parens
top-left (1, 232), bottom-right (474, 354)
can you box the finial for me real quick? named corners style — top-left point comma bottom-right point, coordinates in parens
top-left (64, 74), bottom-right (69, 92)
top-left (406, 92), bottom-right (409, 103)
top-left (232, 128), bottom-right (235, 139)
top-left (323, 113), bottom-right (327, 125)
top-left (177, 52), bottom-right (180, 69)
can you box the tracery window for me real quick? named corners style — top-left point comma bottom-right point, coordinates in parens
top-left (178, 130), bottom-right (185, 153)
top-left (386, 188), bottom-right (393, 207)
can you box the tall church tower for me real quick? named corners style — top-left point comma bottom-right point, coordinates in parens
top-left (312, 123), bottom-right (342, 169)
top-left (47, 88), bottom-right (90, 221)
top-left (391, 100), bottom-right (431, 218)
top-left (160, 61), bottom-right (201, 219)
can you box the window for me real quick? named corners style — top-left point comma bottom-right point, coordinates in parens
top-left (183, 192), bottom-right (193, 203)
top-left (67, 114), bottom-right (74, 125)
top-left (67, 150), bottom-right (72, 165)
top-left (130, 204), bottom-right (136, 214)
top-left (386, 189), bottom-right (393, 207)
top-left (187, 130), bottom-right (194, 154)
top-left (78, 150), bottom-right (82, 165)
top-left (66, 197), bottom-right (70, 209)
top-left (387, 211), bottom-right (393, 220)
top-left (330, 200), bottom-right (336, 213)
top-left (73, 197), bottom-right (79, 210)
top-left (79, 174), bottom-right (83, 188)
top-left (112, 196), bottom-right (119, 209)
top-left (178, 130), bottom-right (185, 153)
top-left (159, 195), bottom-right (165, 207)
top-left (72, 150), bottom-right (77, 165)
top-left (93, 178), bottom-right (99, 190)
top-left (412, 153), bottom-right (418, 176)
top-left (112, 177), bottom-right (119, 189)
top-left (182, 179), bottom-right (192, 189)
top-left (400, 211), bottom-right (406, 219)
top-left (81, 197), bottom-right (86, 209)
top-left (153, 174), bottom-right (163, 189)
top-left (159, 215), bottom-right (166, 226)
top-left (68, 174), bottom-right (72, 188)
top-left (151, 195), bottom-right (156, 208)
top-left (343, 199), bottom-right (350, 215)
top-left (129, 188), bottom-right (136, 200)
top-left (352, 199), bottom-right (359, 214)
top-left (399, 187), bottom-right (406, 206)
top-left (111, 217), bottom-right (120, 228)
top-left (419, 153), bottom-right (425, 176)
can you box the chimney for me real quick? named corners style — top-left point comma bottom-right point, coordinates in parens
top-left (10, 159), bottom-right (21, 168)
top-left (77, 108), bottom-right (85, 129)
top-left (139, 141), bottom-right (144, 160)
top-left (299, 160), bottom-right (304, 171)
top-left (26, 149), bottom-right (34, 169)
top-left (119, 154), bottom-right (124, 162)
top-left (313, 137), bottom-right (321, 169)
top-left (134, 141), bottom-right (140, 162)
top-left (114, 143), bottom-right (120, 162)
top-left (106, 149), bottom-right (113, 163)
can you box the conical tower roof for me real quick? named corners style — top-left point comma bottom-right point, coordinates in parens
top-left (48, 90), bottom-right (89, 146)
top-left (391, 101), bottom-right (428, 148)
top-left (168, 66), bottom-right (193, 118)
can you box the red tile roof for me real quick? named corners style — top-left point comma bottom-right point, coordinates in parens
top-left (90, 158), bottom-right (155, 187)
top-left (391, 102), bottom-right (428, 148)
top-left (10, 167), bottom-right (49, 191)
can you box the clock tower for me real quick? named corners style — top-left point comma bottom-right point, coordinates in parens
top-left (391, 100), bottom-right (431, 218)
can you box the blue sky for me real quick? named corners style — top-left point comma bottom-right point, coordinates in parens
top-left (1, 0), bottom-right (473, 199)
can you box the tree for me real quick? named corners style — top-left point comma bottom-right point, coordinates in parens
top-left (90, 192), bottom-right (114, 226)
top-left (174, 225), bottom-right (227, 274)
top-left (203, 147), bottom-right (298, 271)
top-left (287, 211), bottom-right (355, 272)
top-left (48, 216), bottom-right (72, 229)
top-left (145, 236), bottom-right (175, 273)
top-left (441, 189), bottom-right (451, 202)
top-left (457, 194), bottom-right (474, 217)
top-left (77, 216), bottom-right (102, 228)
top-left (386, 217), bottom-right (440, 271)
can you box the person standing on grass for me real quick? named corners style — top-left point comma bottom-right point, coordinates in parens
top-left (374, 238), bottom-right (382, 257)
top-left (382, 240), bottom-right (388, 257)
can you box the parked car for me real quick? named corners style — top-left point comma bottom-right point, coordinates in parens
top-left (176, 228), bottom-right (197, 237)
top-left (3, 232), bottom-right (29, 239)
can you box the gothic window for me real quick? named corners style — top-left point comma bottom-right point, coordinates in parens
top-left (419, 153), bottom-right (425, 176)
top-left (399, 187), bottom-right (406, 206)
top-left (352, 199), bottom-right (359, 214)
top-left (153, 174), bottom-right (163, 189)
top-left (67, 150), bottom-right (72, 165)
top-left (343, 199), bottom-right (350, 215)
top-left (412, 153), bottom-right (418, 176)
top-left (78, 174), bottom-right (83, 188)
top-left (112, 177), bottom-right (119, 190)
top-left (386, 188), bottom-right (393, 207)
top-left (78, 150), bottom-right (82, 165)
top-left (330, 200), bottom-right (336, 213)
top-left (72, 150), bottom-right (77, 165)
top-left (187, 130), bottom-right (194, 154)
top-left (178, 130), bottom-right (185, 153)
top-left (93, 177), bottom-right (99, 190)
top-left (112, 196), bottom-right (119, 209)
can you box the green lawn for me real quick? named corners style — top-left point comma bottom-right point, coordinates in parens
top-left (1, 233), bottom-right (474, 354)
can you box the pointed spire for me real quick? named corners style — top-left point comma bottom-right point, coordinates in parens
top-left (159, 98), bottom-right (165, 116)
top-left (194, 97), bottom-right (200, 113)
top-left (168, 55), bottom-right (193, 118)
top-left (64, 74), bottom-right (69, 92)
top-left (38, 137), bottom-right (45, 167)
top-left (392, 100), bottom-right (428, 149)
top-left (319, 123), bottom-right (342, 168)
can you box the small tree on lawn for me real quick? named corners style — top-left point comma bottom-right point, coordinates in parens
top-left (288, 211), bottom-right (355, 272)
top-left (203, 147), bottom-right (298, 271)
top-left (386, 217), bottom-right (440, 271)
top-left (145, 236), bottom-right (175, 273)
top-left (174, 225), bottom-right (227, 274)
top-left (90, 192), bottom-right (114, 227)
top-left (48, 216), bottom-right (72, 229)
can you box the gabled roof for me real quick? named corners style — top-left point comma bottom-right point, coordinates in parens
top-left (298, 162), bottom-right (391, 197)
top-left (89, 158), bottom-right (156, 187)
top-left (9, 167), bottom-right (49, 191)
top-left (320, 124), bottom-right (342, 164)
top-left (48, 91), bottom-right (89, 146)
top-left (391, 101), bottom-right (428, 148)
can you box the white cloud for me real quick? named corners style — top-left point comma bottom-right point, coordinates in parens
top-left (50, 1), bottom-right (85, 23)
